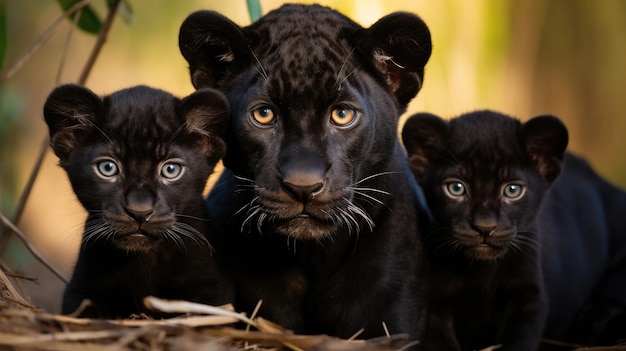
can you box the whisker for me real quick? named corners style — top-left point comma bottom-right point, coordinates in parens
top-left (72, 114), bottom-right (114, 145)
top-left (335, 48), bottom-right (355, 89)
top-left (353, 171), bottom-right (400, 186)
top-left (233, 196), bottom-right (260, 217)
top-left (249, 46), bottom-right (270, 85)
top-left (352, 189), bottom-right (385, 206)
top-left (233, 175), bottom-right (256, 184)
top-left (346, 202), bottom-right (374, 232)
top-left (173, 222), bottom-right (211, 248)
top-left (164, 229), bottom-right (187, 253)
top-left (257, 212), bottom-right (268, 233)
top-left (241, 206), bottom-right (262, 233)
top-left (351, 187), bottom-right (390, 196)
top-left (174, 213), bottom-right (210, 222)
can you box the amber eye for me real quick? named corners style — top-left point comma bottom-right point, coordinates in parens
top-left (251, 107), bottom-right (275, 125)
top-left (330, 107), bottom-right (357, 127)
top-left (503, 183), bottom-right (525, 200)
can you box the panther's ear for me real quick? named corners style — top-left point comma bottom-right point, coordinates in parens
top-left (178, 10), bottom-right (249, 89)
top-left (43, 84), bottom-right (103, 160)
top-left (179, 88), bottom-right (229, 165)
top-left (401, 113), bottom-right (449, 180)
top-left (522, 115), bottom-right (569, 182)
top-left (356, 12), bottom-right (432, 110)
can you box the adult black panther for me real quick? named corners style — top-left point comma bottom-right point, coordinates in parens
top-left (179, 4), bottom-right (432, 343)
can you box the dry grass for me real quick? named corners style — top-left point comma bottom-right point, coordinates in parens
top-left (0, 268), bottom-right (413, 351)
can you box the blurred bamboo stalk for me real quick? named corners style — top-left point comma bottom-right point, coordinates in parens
top-left (246, 0), bottom-right (262, 22)
top-left (0, 0), bottom-right (91, 82)
top-left (78, 0), bottom-right (122, 85)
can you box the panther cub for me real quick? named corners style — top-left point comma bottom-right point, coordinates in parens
top-left (179, 4), bottom-right (432, 341)
top-left (402, 110), bottom-right (568, 350)
top-left (44, 84), bottom-right (233, 318)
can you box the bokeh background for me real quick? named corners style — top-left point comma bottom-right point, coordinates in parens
top-left (1, 0), bottom-right (625, 313)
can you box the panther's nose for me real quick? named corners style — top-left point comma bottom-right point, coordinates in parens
top-left (283, 179), bottom-right (324, 202)
top-left (278, 143), bottom-right (329, 202)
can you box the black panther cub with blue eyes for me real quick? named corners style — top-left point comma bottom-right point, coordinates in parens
top-left (44, 84), bottom-right (233, 318)
top-left (402, 110), bottom-right (568, 351)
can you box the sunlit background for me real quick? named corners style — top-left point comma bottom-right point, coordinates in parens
top-left (1, 0), bottom-right (625, 313)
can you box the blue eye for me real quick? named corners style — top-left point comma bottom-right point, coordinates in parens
top-left (444, 181), bottom-right (466, 198)
top-left (96, 159), bottom-right (119, 177)
top-left (503, 183), bottom-right (525, 199)
top-left (160, 161), bottom-right (184, 180)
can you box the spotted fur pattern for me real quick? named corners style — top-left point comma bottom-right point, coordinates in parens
top-left (180, 4), bottom-right (432, 342)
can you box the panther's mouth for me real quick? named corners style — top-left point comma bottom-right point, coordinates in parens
top-left (243, 185), bottom-right (374, 240)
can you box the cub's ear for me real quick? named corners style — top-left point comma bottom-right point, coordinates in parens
top-left (401, 113), bottom-right (449, 180)
top-left (178, 10), bottom-right (249, 89)
top-left (522, 115), bottom-right (569, 182)
top-left (43, 84), bottom-right (103, 160)
top-left (356, 12), bottom-right (432, 110)
top-left (179, 88), bottom-right (230, 164)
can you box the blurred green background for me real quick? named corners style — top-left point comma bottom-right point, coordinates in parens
top-left (1, 0), bottom-right (625, 312)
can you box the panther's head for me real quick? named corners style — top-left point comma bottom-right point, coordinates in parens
top-left (179, 4), bottom-right (431, 240)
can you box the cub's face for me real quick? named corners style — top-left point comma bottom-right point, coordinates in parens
top-left (44, 85), bottom-right (228, 252)
top-left (180, 4), bottom-right (431, 239)
top-left (423, 161), bottom-right (547, 261)
top-left (402, 111), bottom-right (568, 261)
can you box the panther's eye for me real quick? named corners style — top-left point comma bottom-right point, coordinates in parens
top-left (443, 180), bottom-right (467, 199)
top-left (503, 183), bottom-right (525, 200)
top-left (330, 107), bottom-right (357, 127)
top-left (251, 107), bottom-right (275, 125)
top-left (95, 159), bottom-right (119, 178)
top-left (160, 160), bottom-right (185, 181)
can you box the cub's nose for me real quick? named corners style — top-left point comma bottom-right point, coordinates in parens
top-left (470, 213), bottom-right (498, 237)
top-left (125, 189), bottom-right (155, 222)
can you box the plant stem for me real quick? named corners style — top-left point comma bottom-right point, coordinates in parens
top-left (78, 0), bottom-right (122, 85)
top-left (1, 212), bottom-right (68, 284)
top-left (0, 0), bottom-right (91, 82)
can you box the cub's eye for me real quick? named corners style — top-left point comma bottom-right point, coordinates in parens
top-left (251, 107), bottom-right (275, 125)
top-left (160, 161), bottom-right (184, 180)
top-left (330, 107), bottom-right (357, 127)
top-left (444, 181), bottom-right (467, 198)
top-left (96, 159), bottom-right (119, 178)
top-left (503, 183), bottom-right (525, 200)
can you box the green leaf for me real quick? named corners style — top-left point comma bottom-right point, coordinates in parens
top-left (56, 0), bottom-right (103, 35)
top-left (108, 0), bottom-right (134, 25)
top-left (246, 0), bottom-right (262, 22)
top-left (0, 0), bottom-right (6, 69)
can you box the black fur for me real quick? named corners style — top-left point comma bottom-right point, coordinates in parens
top-left (540, 155), bottom-right (626, 347)
top-left (402, 110), bottom-right (568, 350)
top-left (44, 84), bottom-right (233, 318)
top-left (179, 4), bottom-right (432, 342)
top-left (403, 110), bottom-right (626, 349)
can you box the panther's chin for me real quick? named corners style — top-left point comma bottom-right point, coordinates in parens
top-left (114, 232), bottom-right (162, 253)
top-left (272, 216), bottom-right (337, 240)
